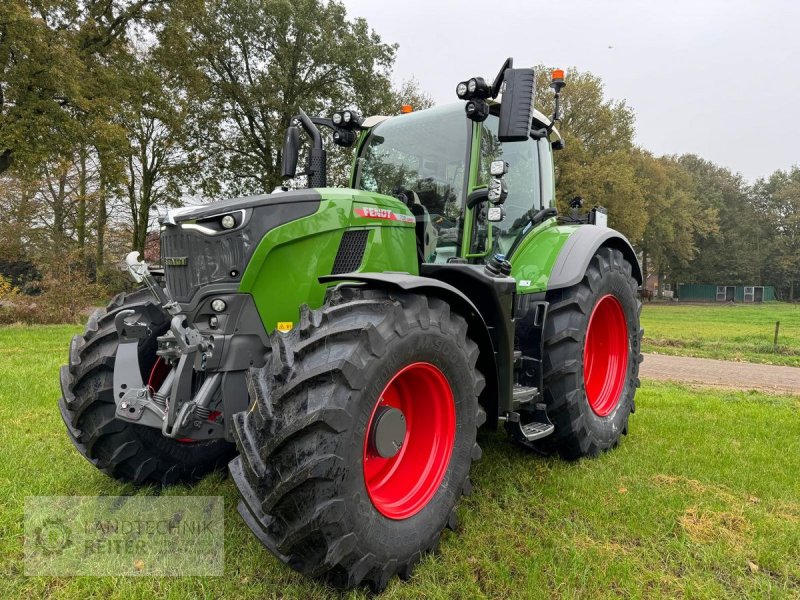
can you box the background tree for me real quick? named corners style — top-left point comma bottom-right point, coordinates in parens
top-left (158, 0), bottom-right (399, 196)
top-left (119, 50), bottom-right (197, 253)
top-left (534, 67), bottom-right (646, 243)
top-left (0, 0), bottom-right (165, 176)
top-left (753, 167), bottom-right (800, 300)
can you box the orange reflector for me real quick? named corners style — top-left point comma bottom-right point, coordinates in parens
top-left (552, 68), bottom-right (565, 81)
top-left (401, 104), bottom-right (413, 113)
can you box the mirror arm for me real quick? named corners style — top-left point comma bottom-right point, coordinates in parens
top-left (529, 207), bottom-right (558, 227)
top-left (491, 57), bottom-right (514, 97)
top-left (530, 127), bottom-right (549, 140)
top-left (309, 117), bottom-right (335, 131)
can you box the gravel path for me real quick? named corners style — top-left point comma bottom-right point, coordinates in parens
top-left (640, 353), bottom-right (800, 395)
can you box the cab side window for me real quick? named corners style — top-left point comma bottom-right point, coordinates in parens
top-left (478, 115), bottom-right (541, 254)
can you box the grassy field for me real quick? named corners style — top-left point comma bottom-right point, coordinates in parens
top-left (1, 325), bottom-right (799, 599)
top-left (641, 302), bottom-right (800, 366)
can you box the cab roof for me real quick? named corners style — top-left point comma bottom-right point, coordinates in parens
top-left (363, 103), bottom-right (562, 145)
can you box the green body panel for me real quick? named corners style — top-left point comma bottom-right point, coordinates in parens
top-left (508, 220), bottom-right (581, 293)
top-left (239, 188), bottom-right (418, 332)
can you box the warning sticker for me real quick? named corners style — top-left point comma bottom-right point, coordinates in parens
top-left (354, 207), bottom-right (415, 224)
top-left (277, 322), bottom-right (293, 332)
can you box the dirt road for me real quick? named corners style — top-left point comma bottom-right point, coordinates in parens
top-left (640, 353), bottom-right (800, 394)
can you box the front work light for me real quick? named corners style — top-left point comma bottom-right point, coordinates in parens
top-left (465, 99), bottom-right (490, 122)
top-left (490, 160), bottom-right (508, 177)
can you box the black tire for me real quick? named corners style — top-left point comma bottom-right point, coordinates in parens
top-left (537, 247), bottom-right (642, 459)
top-left (230, 287), bottom-right (485, 591)
top-left (58, 288), bottom-right (236, 485)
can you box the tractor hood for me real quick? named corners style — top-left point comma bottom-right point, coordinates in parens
top-left (158, 189), bottom-right (322, 302)
top-left (159, 189), bottom-right (322, 226)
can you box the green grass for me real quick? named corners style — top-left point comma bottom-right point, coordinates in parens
top-left (1, 325), bottom-right (799, 599)
top-left (641, 302), bottom-right (800, 366)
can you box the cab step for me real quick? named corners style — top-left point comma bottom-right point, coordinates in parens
top-left (512, 384), bottom-right (539, 408)
top-left (516, 420), bottom-right (554, 441)
top-left (504, 403), bottom-right (555, 443)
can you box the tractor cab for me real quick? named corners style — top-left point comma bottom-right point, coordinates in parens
top-left (351, 102), bottom-right (562, 264)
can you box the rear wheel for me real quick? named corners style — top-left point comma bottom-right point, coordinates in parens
top-left (58, 288), bottom-right (235, 484)
top-left (538, 247), bottom-right (642, 459)
top-left (230, 287), bottom-right (485, 591)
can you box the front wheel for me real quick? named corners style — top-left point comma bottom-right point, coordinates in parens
top-left (538, 246), bottom-right (642, 459)
top-left (230, 287), bottom-right (485, 591)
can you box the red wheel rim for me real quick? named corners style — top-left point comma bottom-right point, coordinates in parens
top-left (363, 362), bottom-right (455, 520)
top-left (583, 294), bottom-right (629, 417)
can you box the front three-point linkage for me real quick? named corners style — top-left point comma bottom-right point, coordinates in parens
top-left (115, 252), bottom-right (223, 441)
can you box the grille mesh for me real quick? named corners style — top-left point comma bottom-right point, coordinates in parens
top-left (161, 230), bottom-right (245, 302)
top-left (331, 230), bottom-right (369, 274)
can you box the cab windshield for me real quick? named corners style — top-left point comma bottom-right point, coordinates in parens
top-left (354, 104), bottom-right (469, 263)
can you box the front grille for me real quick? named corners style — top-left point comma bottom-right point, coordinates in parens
top-left (161, 230), bottom-right (245, 302)
top-left (331, 229), bottom-right (369, 274)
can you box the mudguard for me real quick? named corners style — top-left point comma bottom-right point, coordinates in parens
top-left (547, 226), bottom-right (642, 291)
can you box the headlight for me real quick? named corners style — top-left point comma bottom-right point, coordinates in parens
top-left (467, 78), bottom-right (477, 94)
top-left (220, 215), bottom-right (236, 229)
top-left (210, 299), bottom-right (227, 313)
top-left (343, 110), bottom-right (352, 123)
top-left (456, 82), bottom-right (468, 98)
top-left (332, 112), bottom-right (342, 125)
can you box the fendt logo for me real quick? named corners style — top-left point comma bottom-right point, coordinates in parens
top-left (354, 207), bottom-right (415, 224)
top-left (165, 257), bottom-right (188, 266)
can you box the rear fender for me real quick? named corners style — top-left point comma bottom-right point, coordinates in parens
top-left (547, 226), bottom-right (642, 291)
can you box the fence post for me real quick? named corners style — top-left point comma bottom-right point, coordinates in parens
top-left (773, 321), bottom-right (780, 352)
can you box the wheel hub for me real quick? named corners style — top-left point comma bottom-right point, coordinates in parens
top-left (368, 406), bottom-right (407, 458)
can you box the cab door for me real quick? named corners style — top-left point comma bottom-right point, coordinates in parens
top-left (463, 111), bottom-right (553, 261)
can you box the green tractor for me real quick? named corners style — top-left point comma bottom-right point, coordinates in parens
top-left (59, 58), bottom-right (642, 591)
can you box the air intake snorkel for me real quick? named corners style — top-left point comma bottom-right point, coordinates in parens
top-left (282, 108), bottom-right (327, 188)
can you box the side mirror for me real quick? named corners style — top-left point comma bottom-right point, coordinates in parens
top-left (498, 68), bottom-right (535, 142)
top-left (281, 126), bottom-right (300, 179)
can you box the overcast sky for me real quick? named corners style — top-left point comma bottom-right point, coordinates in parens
top-left (341, 0), bottom-right (799, 181)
